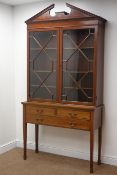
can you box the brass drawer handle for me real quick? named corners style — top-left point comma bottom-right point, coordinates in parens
top-left (36, 118), bottom-right (43, 122)
top-left (36, 109), bottom-right (43, 114)
top-left (68, 113), bottom-right (77, 118)
top-left (80, 117), bottom-right (90, 121)
top-left (69, 122), bottom-right (75, 127)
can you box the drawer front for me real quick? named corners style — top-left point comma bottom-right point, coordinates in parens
top-left (67, 118), bottom-right (90, 130)
top-left (25, 105), bottom-right (56, 123)
top-left (32, 116), bottom-right (90, 130)
top-left (57, 109), bottom-right (90, 121)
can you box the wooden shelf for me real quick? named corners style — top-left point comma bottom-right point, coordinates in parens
top-left (31, 85), bottom-right (56, 88)
top-left (63, 70), bottom-right (93, 73)
top-left (63, 87), bottom-right (93, 90)
top-left (31, 85), bottom-right (93, 90)
top-left (32, 70), bottom-right (56, 73)
top-left (30, 47), bottom-right (94, 50)
top-left (63, 47), bottom-right (94, 50)
top-left (30, 48), bottom-right (57, 50)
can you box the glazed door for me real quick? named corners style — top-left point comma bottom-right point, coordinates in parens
top-left (28, 30), bottom-right (58, 100)
top-left (61, 28), bottom-right (95, 103)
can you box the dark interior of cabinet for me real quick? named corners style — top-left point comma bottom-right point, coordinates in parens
top-left (29, 28), bottom-right (94, 103)
top-left (62, 28), bottom-right (94, 102)
top-left (29, 31), bottom-right (57, 100)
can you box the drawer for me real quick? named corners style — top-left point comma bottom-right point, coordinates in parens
top-left (25, 105), bottom-right (56, 122)
top-left (67, 118), bottom-right (90, 130)
top-left (26, 115), bottom-right (90, 130)
top-left (40, 116), bottom-right (68, 128)
top-left (57, 109), bottom-right (90, 121)
top-left (43, 116), bottom-right (90, 130)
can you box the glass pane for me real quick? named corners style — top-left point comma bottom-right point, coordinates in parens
top-left (29, 31), bottom-right (57, 100)
top-left (62, 29), bottom-right (94, 102)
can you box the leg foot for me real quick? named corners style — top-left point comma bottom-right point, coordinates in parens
top-left (23, 123), bottom-right (27, 160)
top-left (90, 127), bottom-right (94, 173)
top-left (35, 124), bottom-right (39, 153)
top-left (98, 127), bottom-right (102, 165)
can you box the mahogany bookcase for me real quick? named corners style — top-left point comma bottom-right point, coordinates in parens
top-left (22, 3), bottom-right (106, 173)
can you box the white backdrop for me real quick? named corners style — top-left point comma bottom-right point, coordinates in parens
top-left (0, 3), bottom-right (16, 151)
top-left (0, 0), bottom-right (117, 165)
